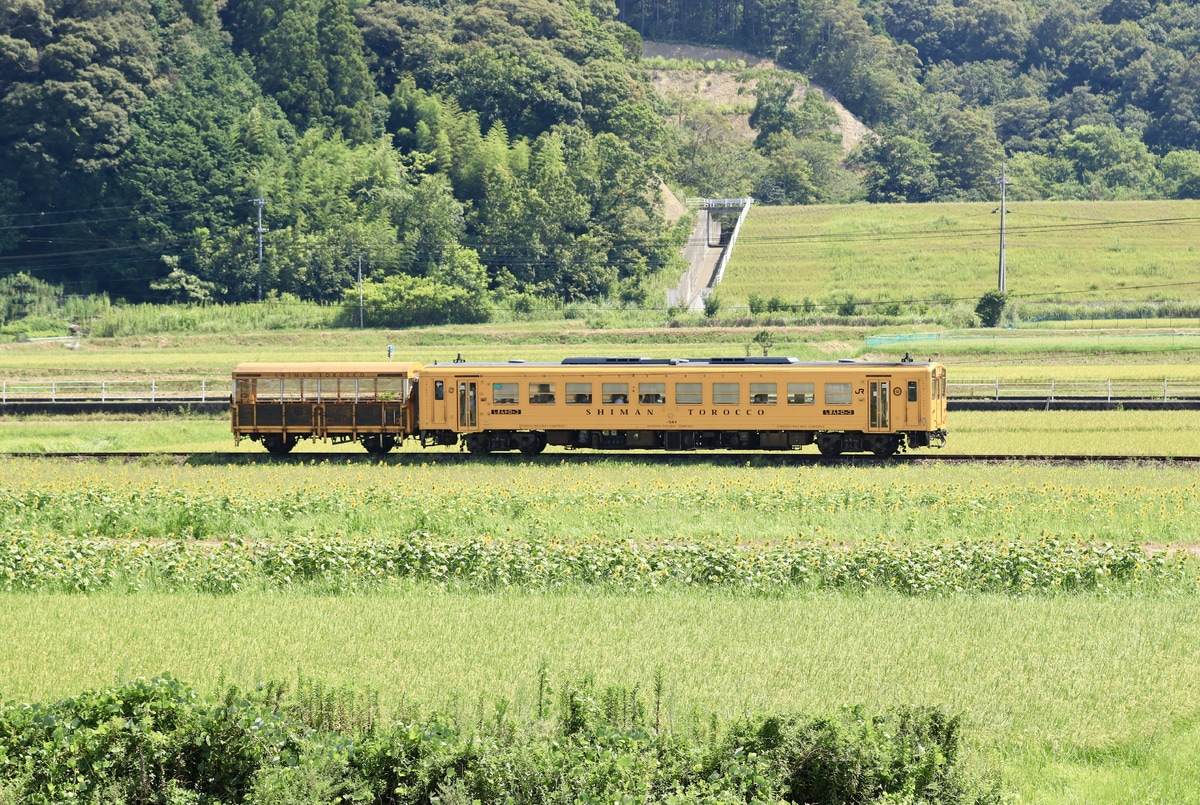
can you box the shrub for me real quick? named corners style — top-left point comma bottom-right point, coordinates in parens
top-left (0, 676), bottom-right (999, 805)
top-left (703, 294), bottom-right (721, 318)
top-left (975, 290), bottom-right (1008, 327)
top-left (346, 275), bottom-right (492, 328)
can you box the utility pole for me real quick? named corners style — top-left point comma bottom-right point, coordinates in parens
top-left (993, 163), bottom-right (1011, 293)
top-left (357, 252), bottom-right (364, 328)
top-left (253, 196), bottom-right (267, 301)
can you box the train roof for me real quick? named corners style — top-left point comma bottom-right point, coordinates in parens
top-left (233, 362), bottom-right (421, 377)
top-left (420, 356), bottom-right (940, 369)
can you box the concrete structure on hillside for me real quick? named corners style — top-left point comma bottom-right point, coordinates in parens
top-left (667, 198), bottom-right (753, 312)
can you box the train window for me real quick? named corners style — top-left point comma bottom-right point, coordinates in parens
top-left (434, 380), bottom-right (444, 401)
top-left (825, 383), bottom-right (853, 405)
top-left (787, 383), bottom-right (814, 405)
top-left (603, 383), bottom-right (629, 404)
top-left (493, 383), bottom-right (519, 404)
top-left (235, 378), bottom-right (255, 404)
top-left (529, 382), bottom-right (556, 404)
top-left (379, 377), bottom-right (407, 402)
top-left (713, 383), bottom-right (739, 405)
top-left (908, 381), bottom-right (917, 402)
top-left (750, 383), bottom-right (776, 405)
top-left (567, 383), bottom-right (592, 404)
top-left (282, 379), bottom-right (303, 402)
top-left (675, 383), bottom-right (702, 404)
top-left (638, 383), bottom-right (666, 404)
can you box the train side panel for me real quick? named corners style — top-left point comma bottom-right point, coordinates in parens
top-left (416, 359), bottom-right (947, 456)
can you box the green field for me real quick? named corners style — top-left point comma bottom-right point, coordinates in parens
top-left (2, 458), bottom-right (1198, 545)
top-left (4, 409), bottom-right (1200, 456)
top-left (2, 591), bottom-right (1199, 805)
top-left (2, 455), bottom-right (1200, 803)
top-left (5, 259), bottom-right (1200, 803)
top-left (6, 324), bottom-right (1200, 385)
top-left (724, 200), bottom-right (1200, 309)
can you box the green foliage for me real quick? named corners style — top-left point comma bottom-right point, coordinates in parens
top-left (856, 132), bottom-right (940, 202)
top-left (150, 257), bottom-right (217, 304)
top-left (751, 327), bottom-right (775, 355)
top-left (0, 675), bottom-right (998, 805)
top-left (348, 266), bottom-right (492, 329)
top-left (0, 528), bottom-right (1190, 596)
top-left (0, 271), bottom-right (110, 336)
top-left (222, 0), bottom-right (375, 139)
top-left (89, 299), bottom-right (337, 338)
top-left (975, 290), bottom-right (1008, 327)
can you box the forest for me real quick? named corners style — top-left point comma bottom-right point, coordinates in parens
top-left (2, 0), bottom-right (1199, 317)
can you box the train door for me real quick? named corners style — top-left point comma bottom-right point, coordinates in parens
top-left (868, 379), bottom-right (891, 432)
top-left (457, 379), bottom-right (479, 431)
top-left (425, 378), bottom-right (450, 428)
top-left (903, 378), bottom-right (919, 427)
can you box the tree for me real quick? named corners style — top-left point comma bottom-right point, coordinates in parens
top-left (1160, 150), bottom-right (1200, 199)
top-left (150, 257), bottom-right (217, 303)
top-left (975, 289), bottom-right (1007, 327)
top-left (857, 131), bottom-right (939, 202)
top-left (930, 108), bottom-right (1005, 193)
top-left (223, 0), bottom-right (375, 140)
top-left (1058, 124), bottom-right (1159, 194)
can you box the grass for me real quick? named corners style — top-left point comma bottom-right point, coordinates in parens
top-left (1, 590), bottom-right (1198, 804)
top-left (724, 200), bottom-right (1200, 309)
top-left (4, 409), bottom-right (1200, 456)
top-left (2, 457), bottom-right (1197, 547)
top-left (4, 297), bottom-right (1200, 803)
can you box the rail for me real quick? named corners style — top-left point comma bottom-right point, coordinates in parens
top-left (4, 376), bottom-right (1200, 405)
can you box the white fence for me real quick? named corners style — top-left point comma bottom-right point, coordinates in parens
top-left (4, 376), bottom-right (1199, 405)
top-left (949, 378), bottom-right (1200, 401)
top-left (1, 378), bottom-right (229, 404)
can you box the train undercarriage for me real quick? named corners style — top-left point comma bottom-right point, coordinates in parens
top-left (423, 429), bottom-right (947, 458)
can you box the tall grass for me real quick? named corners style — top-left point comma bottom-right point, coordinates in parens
top-left (2, 458), bottom-right (1197, 545)
top-left (0, 590), bottom-right (1196, 803)
top-left (89, 299), bottom-right (339, 337)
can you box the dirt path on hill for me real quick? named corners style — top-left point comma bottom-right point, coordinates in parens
top-left (642, 40), bottom-right (871, 154)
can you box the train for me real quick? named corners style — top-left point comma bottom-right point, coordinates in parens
top-left (231, 355), bottom-right (947, 457)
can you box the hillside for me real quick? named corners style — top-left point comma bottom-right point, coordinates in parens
top-left (643, 41), bottom-right (870, 155)
top-left (3, 0), bottom-right (1200, 319)
top-left (719, 199), bottom-right (1200, 323)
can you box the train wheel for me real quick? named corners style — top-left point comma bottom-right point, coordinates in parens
top-left (519, 433), bottom-right (547, 457)
top-left (362, 434), bottom-right (396, 455)
top-left (816, 435), bottom-right (842, 456)
top-left (263, 435), bottom-right (296, 456)
top-left (466, 435), bottom-right (491, 455)
top-left (872, 436), bottom-right (899, 458)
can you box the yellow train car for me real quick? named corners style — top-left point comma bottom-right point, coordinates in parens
top-left (416, 356), bottom-right (947, 457)
top-left (232, 362), bottom-right (421, 454)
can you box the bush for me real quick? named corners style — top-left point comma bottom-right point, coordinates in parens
top-left (975, 290), bottom-right (1008, 327)
top-left (346, 275), bottom-right (492, 328)
top-left (703, 294), bottom-right (721, 318)
top-left (0, 676), bottom-right (1000, 805)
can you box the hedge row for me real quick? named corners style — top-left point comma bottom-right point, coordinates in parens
top-left (1, 531), bottom-right (1193, 595)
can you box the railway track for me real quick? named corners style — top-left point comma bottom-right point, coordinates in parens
top-left (5, 451), bottom-right (1199, 465)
